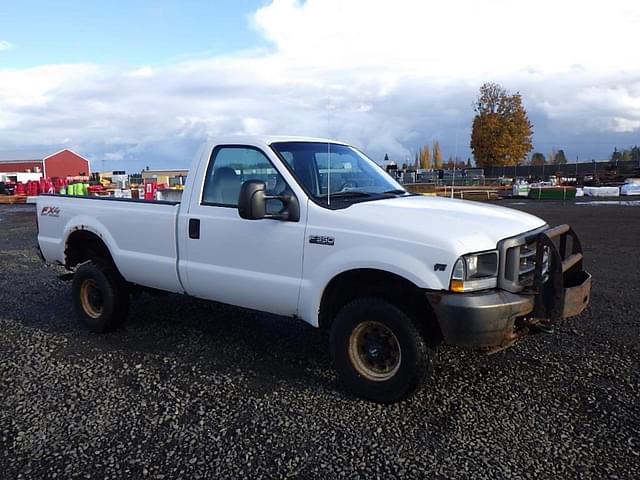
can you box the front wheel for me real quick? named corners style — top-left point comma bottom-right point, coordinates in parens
top-left (329, 298), bottom-right (434, 403)
top-left (72, 261), bottom-right (130, 333)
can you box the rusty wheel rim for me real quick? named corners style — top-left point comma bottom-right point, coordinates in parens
top-left (348, 321), bottom-right (401, 382)
top-left (80, 279), bottom-right (103, 319)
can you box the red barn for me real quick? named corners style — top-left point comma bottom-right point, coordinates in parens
top-left (0, 148), bottom-right (90, 178)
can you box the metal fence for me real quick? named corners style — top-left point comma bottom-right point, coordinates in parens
top-left (481, 160), bottom-right (640, 180)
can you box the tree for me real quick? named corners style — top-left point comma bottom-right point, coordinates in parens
top-left (432, 140), bottom-right (443, 169)
top-left (466, 158), bottom-right (472, 168)
top-left (384, 153), bottom-right (389, 163)
top-left (631, 146), bottom-right (640, 163)
top-left (470, 82), bottom-right (533, 167)
top-left (418, 145), bottom-right (431, 170)
top-left (610, 147), bottom-right (622, 163)
top-left (530, 152), bottom-right (546, 165)
top-left (621, 150), bottom-right (632, 162)
top-left (446, 157), bottom-right (455, 170)
top-left (554, 149), bottom-right (567, 164)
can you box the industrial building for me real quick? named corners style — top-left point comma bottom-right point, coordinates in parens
top-left (0, 148), bottom-right (90, 179)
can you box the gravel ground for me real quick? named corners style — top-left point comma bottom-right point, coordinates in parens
top-left (0, 200), bottom-right (638, 479)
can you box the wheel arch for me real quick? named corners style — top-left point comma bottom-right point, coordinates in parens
top-left (317, 268), bottom-right (440, 338)
top-left (64, 228), bottom-right (117, 270)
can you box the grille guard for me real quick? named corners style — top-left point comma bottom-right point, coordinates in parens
top-left (532, 224), bottom-right (592, 321)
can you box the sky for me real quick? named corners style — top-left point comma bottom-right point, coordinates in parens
top-left (0, 0), bottom-right (639, 171)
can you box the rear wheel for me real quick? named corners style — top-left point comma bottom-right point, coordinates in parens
top-left (330, 297), bottom-right (434, 402)
top-left (72, 261), bottom-right (129, 333)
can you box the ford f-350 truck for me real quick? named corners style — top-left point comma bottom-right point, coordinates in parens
top-left (36, 136), bottom-right (591, 402)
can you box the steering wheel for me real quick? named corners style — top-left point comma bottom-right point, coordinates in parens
top-left (337, 180), bottom-right (358, 192)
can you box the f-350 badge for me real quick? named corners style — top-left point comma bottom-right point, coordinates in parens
top-left (309, 235), bottom-right (334, 246)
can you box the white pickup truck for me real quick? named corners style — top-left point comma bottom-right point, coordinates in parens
top-left (36, 136), bottom-right (591, 402)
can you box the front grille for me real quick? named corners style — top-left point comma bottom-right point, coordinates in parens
top-left (499, 226), bottom-right (550, 293)
top-left (517, 242), bottom-right (544, 286)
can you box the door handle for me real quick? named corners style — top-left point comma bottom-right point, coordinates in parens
top-left (189, 218), bottom-right (200, 239)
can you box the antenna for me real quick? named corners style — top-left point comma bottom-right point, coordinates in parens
top-left (327, 93), bottom-right (331, 206)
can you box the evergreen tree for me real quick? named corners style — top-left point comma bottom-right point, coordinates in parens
top-left (530, 152), bottom-right (546, 165)
top-left (554, 149), bottom-right (567, 164)
top-left (610, 147), bottom-right (622, 163)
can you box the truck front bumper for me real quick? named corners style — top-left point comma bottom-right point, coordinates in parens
top-left (426, 270), bottom-right (592, 348)
top-left (426, 290), bottom-right (535, 347)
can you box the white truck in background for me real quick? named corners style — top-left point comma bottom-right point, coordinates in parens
top-left (36, 136), bottom-right (592, 402)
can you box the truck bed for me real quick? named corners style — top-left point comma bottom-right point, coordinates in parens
top-left (37, 194), bottom-right (184, 293)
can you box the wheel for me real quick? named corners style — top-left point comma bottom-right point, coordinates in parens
top-left (72, 261), bottom-right (130, 333)
top-left (330, 298), bottom-right (434, 402)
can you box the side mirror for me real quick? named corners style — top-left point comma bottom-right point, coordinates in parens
top-left (238, 180), bottom-right (267, 220)
top-left (238, 180), bottom-right (300, 222)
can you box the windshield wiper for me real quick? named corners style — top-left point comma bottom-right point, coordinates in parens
top-left (382, 189), bottom-right (408, 195)
top-left (325, 191), bottom-right (373, 199)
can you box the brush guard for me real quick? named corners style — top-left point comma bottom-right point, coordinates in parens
top-left (533, 224), bottom-right (592, 321)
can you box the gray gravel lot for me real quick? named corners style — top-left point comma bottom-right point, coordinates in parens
top-left (1, 201), bottom-right (639, 479)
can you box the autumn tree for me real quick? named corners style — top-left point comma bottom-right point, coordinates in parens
top-left (432, 140), bottom-right (443, 168)
top-left (418, 145), bottom-right (431, 169)
top-left (470, 82), bottom-right (533, 166)
top-left (530, 152), bottom-right (546, 165)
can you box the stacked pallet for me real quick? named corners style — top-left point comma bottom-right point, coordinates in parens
top-left (0, 195), bottom-right (27, 204)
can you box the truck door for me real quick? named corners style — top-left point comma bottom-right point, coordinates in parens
top-left (181, 145), bottom-right (306, 317)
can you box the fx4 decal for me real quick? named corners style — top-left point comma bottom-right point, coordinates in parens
top-left (41, 206), bottom-right (60, 217)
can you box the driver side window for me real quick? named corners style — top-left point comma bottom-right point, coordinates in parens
top-left (202, 147), bottom-right (288, 211)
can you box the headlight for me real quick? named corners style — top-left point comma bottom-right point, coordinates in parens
top-left (450, 251), bottom-right (498, 292)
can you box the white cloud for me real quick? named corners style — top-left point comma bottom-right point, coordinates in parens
top-left (127, 66), bottom-right (154, 78)
top-left (0, 40), bottom-right (13, 51)
top-left (0, 0), bottom-right (639, 169)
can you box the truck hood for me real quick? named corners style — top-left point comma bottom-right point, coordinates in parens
top-left (341, 195), bottom-right (547, 253)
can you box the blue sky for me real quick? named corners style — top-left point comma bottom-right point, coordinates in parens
top-left (0, 1), bottom-right (267, 67)
top-left (0, 0), bottom-right (639, 171)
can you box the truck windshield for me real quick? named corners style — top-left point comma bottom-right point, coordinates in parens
top-left (270, 142), bottom-right (406, 205)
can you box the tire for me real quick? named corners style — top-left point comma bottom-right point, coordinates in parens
top-left (330, 297), bottom-right (434, 403)
top-left (72, 261), bottom-right (130, 333)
